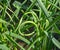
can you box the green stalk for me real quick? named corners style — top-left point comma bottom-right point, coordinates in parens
top-left (5, 34), bottom-right (25, 50)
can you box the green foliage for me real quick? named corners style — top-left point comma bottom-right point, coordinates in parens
top-left (0, 0), bottom-right (60, 50)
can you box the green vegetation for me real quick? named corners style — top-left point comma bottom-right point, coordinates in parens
top-left (0, 0), bottom-right (60, 50)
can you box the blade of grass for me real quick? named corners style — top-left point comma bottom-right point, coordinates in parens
top-left (5, 34), bottom-right (25, 50)
top-left (48, 1), bottom-right (60, 10)
top-left (0, 18), bottom-right (14, 30)
top-left (46, 16), bottom-right (60, 31)
top-left (37, 0), bottom-right (50, 17)
top-left (5, 31), bottom-right (30, 45)
top-left (27, 37), bottom-right (43, 50)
